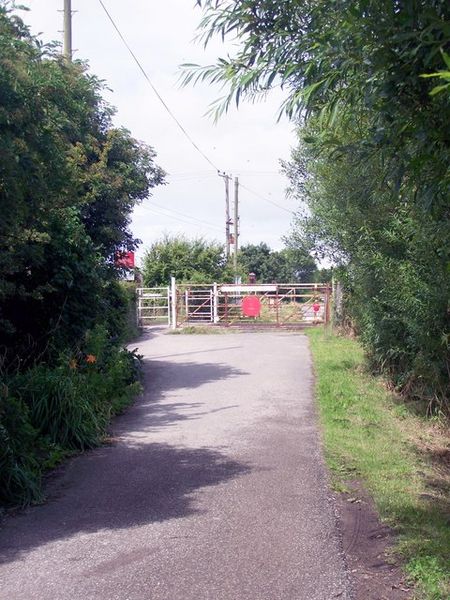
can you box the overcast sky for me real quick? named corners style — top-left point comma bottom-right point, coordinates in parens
top-left (17, 1), bottom-right (298, 262)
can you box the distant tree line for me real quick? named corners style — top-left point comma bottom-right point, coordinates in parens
top-left (141, 235), bottom-right (320, 286)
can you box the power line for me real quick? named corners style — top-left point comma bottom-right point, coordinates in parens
top-left (139, 205), bottom-right (216, 232)
top-left (169, 171), bottom-right (217, 177)
top-left (97, 2), bottom-right (293, 237)
top-left (168, 173), bottom-right (218, 183)
top-left (230, 170), bottom-right (282, 175)
top-left (97, 0), bottom-right (221, 173)
top-left (239, 183), bottom-right (294, 214)
top-left (147, 201), bottom-right (223, 231)
top-left (139, 204), bottom-right (222, 234)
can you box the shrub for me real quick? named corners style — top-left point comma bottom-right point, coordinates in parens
top-left (0, 325), bottom-right (142, 508)
top-left (0, 393), bottom-right (42, 507)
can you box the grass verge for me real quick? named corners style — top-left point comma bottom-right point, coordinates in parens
top-left (168, 325), bottom-right (228, 335)
top-left (306, 327), bottom-right (450, 600)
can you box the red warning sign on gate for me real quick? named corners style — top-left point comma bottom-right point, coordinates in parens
top-left (242, 296), bottom-right (261, 317)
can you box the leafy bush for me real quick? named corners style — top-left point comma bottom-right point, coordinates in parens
top-left (142, 234), bottom-right (233, 285)
top-left (0, 393), bottom-right (42, 507)
top-left (0, 6), bottom-right (158, 507)
top-left (0, 326), bottom-right (142, 507)
top-left (189, 0), bottom-right (450, 416)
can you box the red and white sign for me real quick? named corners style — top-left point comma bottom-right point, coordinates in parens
top-left (242, 296), bottom-right (261, 317)
top-left (115, 250), bottom-right (135, 269)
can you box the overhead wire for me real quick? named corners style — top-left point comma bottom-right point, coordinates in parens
top-left (168, 173), bottom-right (219, 183)
top-left (146, 200), bottom-right (223, 231)
top-left (97, 1), bottom-right (295, 230)
top-left (169, 171), bottom-right (218, 177)
top-left (138, 204), bottom-right (223, 234)
top-left (139, 205), bottom-right (216, 232)
top-left (97, 0), bottom-right (221, 173)
top-left (239, 183), bottom-right (294, 215)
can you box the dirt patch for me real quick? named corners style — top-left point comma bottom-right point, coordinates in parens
top-left (336, 481), bottom-right (413, 600)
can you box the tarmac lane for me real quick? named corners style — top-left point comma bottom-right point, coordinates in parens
top-left (0, 329), bottom-right (351, 600)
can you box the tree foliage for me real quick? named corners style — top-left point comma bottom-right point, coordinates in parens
top-left (189, 0), bottom-right (450, 412)
top-left (238, 242), bottom-right (316, 283)
top-left (142, 234), bottom-right (233, 285)
top-left (0, 4), bottom-right (165, 506)
top-left (0, 4), bottom-right (165, 362)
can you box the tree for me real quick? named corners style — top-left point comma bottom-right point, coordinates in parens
top-left (284, 120), bottom-right (450, 407)
top-left (187, 0), bottom-right (450, 230)
top-left (0, 4), bottom-right (165, 362)
top-left (0, 3), bottom-right (166, 507)
top-left (75, 128), bottom-right (165, 257)
top-left (187, 0), bottom-right (450, 411)
top-left (142, 234), bottom-right (232, 286)
top-left (238, 243), bottom-right (316, 283)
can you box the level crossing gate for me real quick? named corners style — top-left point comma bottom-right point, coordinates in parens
top-left (136, 287), bottom-right (171, 326)
top-left (136, 281), bottom-right (331, 329)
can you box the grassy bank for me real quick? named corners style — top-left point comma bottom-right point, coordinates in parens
top-left (306, 328), bottom-right (449, 600)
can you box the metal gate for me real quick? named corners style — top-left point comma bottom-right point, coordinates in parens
top-left (177, 284), bottom-right (216, 324)
top-left (136, 287), bottom-right (171, 326)
top-left (137, 281), bottom-right (331, 329)
top-left (215, 283), bottom-right (330, 327)
top-left (173, 282), bottom-right (331, 328)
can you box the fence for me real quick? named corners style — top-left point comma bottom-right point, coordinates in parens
top-left (136, 280), bottom-right (331, 329)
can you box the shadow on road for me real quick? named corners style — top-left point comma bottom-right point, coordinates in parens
top-left (0, 357), bottom-right (252, 565)
top-left (0, 442), bottom-right (251, 565)
top-left (148, 345), bottom-right (243, 360)
top-left (143, 358), bottom-right (247, 393)
top-left (113, 358), bottom-right (247, 434)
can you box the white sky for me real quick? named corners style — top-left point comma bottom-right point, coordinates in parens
top-left (17, 1), bottom-right (298, 263)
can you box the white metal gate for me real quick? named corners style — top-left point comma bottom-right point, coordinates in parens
top-left (136, 287), bottom-right (170, 326)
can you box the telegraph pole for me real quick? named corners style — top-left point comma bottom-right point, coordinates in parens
top-left (233, 176), bottom-right (239, 274)
top-left (219, 173), bottom-right (232, 259)
top-left (63, 0), bottom-right (73, 61)
top-left (225, 175), bottom-right (231, 260)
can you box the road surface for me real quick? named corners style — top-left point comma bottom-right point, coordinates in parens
top-left (0, 329), bottom-right (350, 599)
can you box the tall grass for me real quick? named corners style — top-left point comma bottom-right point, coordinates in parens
top-left (307, 328), bottom-right (450, 600)
top-left (0, 325), bottom-right (142, 508)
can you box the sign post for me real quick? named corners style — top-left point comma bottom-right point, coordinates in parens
top-left (213, 282), bottom-right (219, 323)
top-left (170, 277), bottom-right (177, 330)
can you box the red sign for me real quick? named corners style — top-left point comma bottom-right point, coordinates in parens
top-left (312, 302), bottom-right (321, 313)
top-left (115, 251), bottom-right (135, 269)
top-left (242, 296), bottom-right (261, 317)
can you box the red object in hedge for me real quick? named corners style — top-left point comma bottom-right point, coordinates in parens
top-left (115, 250), bottom-right (135, 269)
top-left (242, 295), bottom-right (261, 317)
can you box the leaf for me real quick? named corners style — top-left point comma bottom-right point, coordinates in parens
top-left (429, 83), bottom-right (450, 96)
top-left (420, 73), bottom-right (443, 79)
top-left (441, 49), bottom-right (450, 70)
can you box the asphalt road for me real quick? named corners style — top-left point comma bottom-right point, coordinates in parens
top-left (0, 329), bottom-right (351, 600)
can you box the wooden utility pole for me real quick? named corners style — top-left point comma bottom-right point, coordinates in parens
top-left (63, 0), bottom-right (72, 61)
top-left (224, 174), bottom-right (231, 259)
top-left (233, 176), bottom-right (239, 274)
top-left (219, 173), bottom-right (233, 259)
